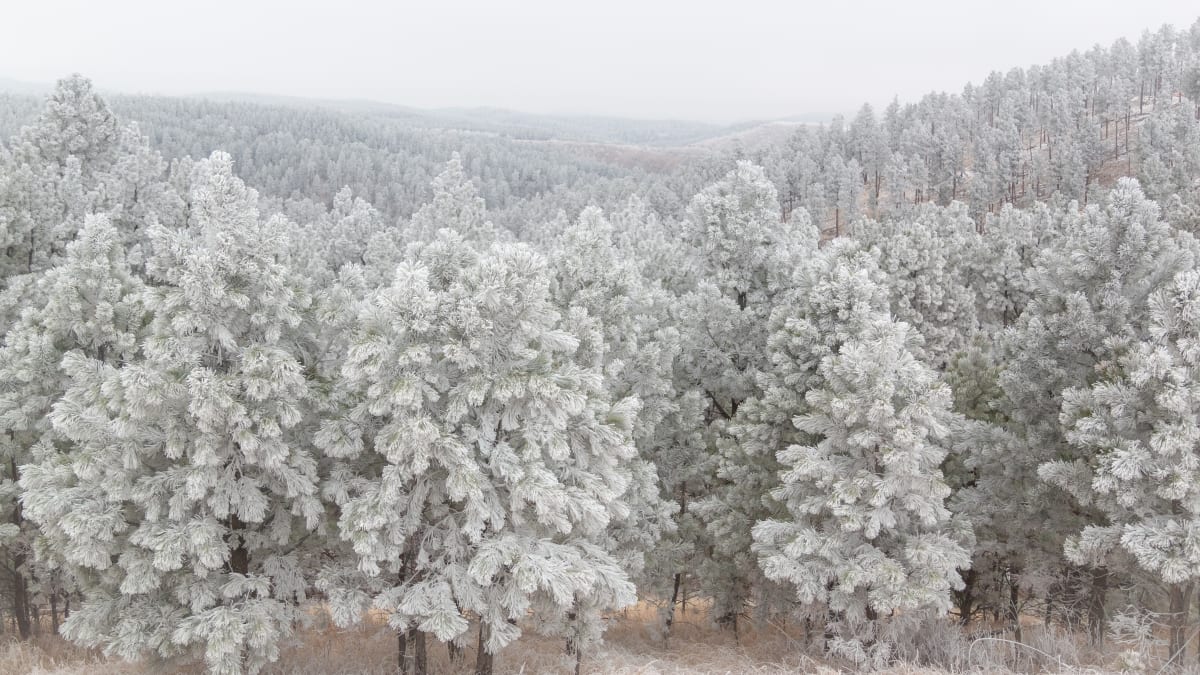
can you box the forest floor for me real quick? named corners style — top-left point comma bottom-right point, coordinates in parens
top-left (0, 602), bottom-right (1144, 674)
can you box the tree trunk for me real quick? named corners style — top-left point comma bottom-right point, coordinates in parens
top-left (228, 514), bottom-right (249, 575)
top-left (663, 482), bottom-right (687, 648)
top-left (1087, 569), bottom-right (1107, 647)
top-left (398, 631), bottom-right (408, 675)
top-left (955, 568), bottom-right (976, 626)
top-left (664, 572), bottom-right (682, 648)
top-left (50, 589), bottom-right (59, 635)
top-left (1168, 582), bottom-right (1193, 663)
top-left (10, 458), bottom-right (32, 640)
top-left (474, 622), bottom-right (494, 675)
top-left (413, 629), bottom-right (427, 675)
top-left (1008, 576), bottom-right (1022, 644)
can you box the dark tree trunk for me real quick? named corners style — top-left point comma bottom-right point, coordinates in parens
top-left (1168, 582), bottom-right (1193, 663)
top-left (954, 569), bottom-right (977, 626)
top-left (475, 622), bottom-right (494, 675)
top-left (413, 629), bottom-right (427, 675)
top-left (50, 589), bottom-right (59, 635)
top-left (228, 515), bottom-right (249, 575)
top-left (1087, 569), bottom-right (1107, 647)
top-left (1008, 576), bottom-right (1022, 644)
top-left (10, 458), bottom-right (32, 640)
top-left (663, 482), bottom-right (687, 648)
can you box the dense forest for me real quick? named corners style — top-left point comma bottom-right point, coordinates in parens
top-left (2, 18), bottom-right (1200, 675)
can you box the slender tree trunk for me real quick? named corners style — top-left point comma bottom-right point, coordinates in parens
top-left (663, 482), bottom-right (687, 648)
top-left (228, 514), bottom-right (249, 575)
top-left (1008, 576), bottom-right (1022, 644)
top-left (413, 629), bottom-right (427, 675)
top-left (448, 640), bottom-right (463, 665)
top-left (1087, 569), bottom-right (1108, 647)
top-left (398, 631), bottom-right (408, 675)
top-left (955, 569), bottom-right (977, 626)
top-left (10, 458), bottom-right (32, 640)
top-left (1168, 582), bottom-right (1193, 663)
top-left (50, 589), bottom-right (59, 635)
top-left (475, 622), bottom-right (494, 675)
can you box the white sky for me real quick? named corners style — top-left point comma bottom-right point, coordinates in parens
top-left (1, 1), bottom-right (1196, 123)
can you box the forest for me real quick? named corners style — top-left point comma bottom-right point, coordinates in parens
top-left (2, 16), bottom-right (1200, 675)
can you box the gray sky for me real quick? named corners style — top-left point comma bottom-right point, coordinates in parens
top-left (1, 0), bottom-right (1196, 123)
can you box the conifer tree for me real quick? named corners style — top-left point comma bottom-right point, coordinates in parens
top-left (1046, 268), bottom-right (1200, 658)
top-left (746, 242), bottom-right (971, 664)
top-left (987, 179), bottom-right (1197, 644)
top-left (317, 232), bottom-right (637, 675)
top-left (21, 153), bottom-right (324, 674)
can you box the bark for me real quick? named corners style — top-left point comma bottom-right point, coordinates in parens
top-left (413, 629), bottom-right (427, 675)
top-left (663, 482), bottom-right (687, 648)
top-left (954, 568), bottom-right (976, 626)
top-left (1168, 582), bottom-right (1193, 663)
top-left (228, 514), bottom-right (249, 575)
top-left (1087, 569), bottom-right (1107, 647)
top-left (1008, 576), bottom-right (1022, 644)
top-left (50, 590), bottom-right (59, 635)
top-left (474, 622), bottom-right (494, 675)
top-left (10, 458), bottom-right (32, 640)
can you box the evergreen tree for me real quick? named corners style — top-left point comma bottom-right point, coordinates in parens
top-left (1046, 268), bottom-right (1200, 658)
top-left (749, 244), bottom-right (971, 665)
top-left (22, 153), bottom-right (324, 674)
top-left (317, 233), bottom-right (637, 675)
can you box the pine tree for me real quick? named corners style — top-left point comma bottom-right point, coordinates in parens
top-left (987, 179), bottom-right (1197, 644)
top-left (747, 242), bottom-right (971, 664)
top-left (317, 232), bottom-right (637, 675)
top-left (21, 153), bottom-right (324, 674)
top-left (677, 161), bottom-right (817, 632)
top-left (0, 214), bottom-right (146, 639)
top-left (1046, 268), bottom-right (1200, 658)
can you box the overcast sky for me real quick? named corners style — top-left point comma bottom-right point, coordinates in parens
top-left (1, 1), bottom-right (1196, 123)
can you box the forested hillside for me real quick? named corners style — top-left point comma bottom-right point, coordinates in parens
top-left (2, 17), bottom-right (1200, 675)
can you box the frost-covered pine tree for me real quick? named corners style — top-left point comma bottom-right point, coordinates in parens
top-left (21, 152), bottom-right (324, 674)
top-left (986, 178), bottom-right (1197, 643)
top-left (677, 161), bottom-right (817, 632)
top-left (0, 74), bottom-right (179, 639)
top-left (748, 242), bottom-right (971, 665)
top-left (406, 153), bottom-right (499, 246)
top-left (853, 201), bottom-right (980, 366)
top-left (1045, 268), bottom-right (1200, 658)
top-left (545, 206), bottom-right (689, 648)
top-left (316, 232), bottom-right (637, 675)
top-left (0, 214), bottom-right (146, 639)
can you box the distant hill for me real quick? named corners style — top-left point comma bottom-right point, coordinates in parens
top-left (0, 76), bottom-right (835, 149)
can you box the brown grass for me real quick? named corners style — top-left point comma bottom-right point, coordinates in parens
top-left (0, 604), bottom-right (1136, 674)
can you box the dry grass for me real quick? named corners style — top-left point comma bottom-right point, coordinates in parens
top-left (0, 605), bottom-right (1141, 674)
